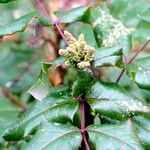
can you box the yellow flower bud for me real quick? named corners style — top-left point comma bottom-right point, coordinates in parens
top-left (59, 31), bottom-right (95, 69)
top-left (59, 49), bottom-right (67, 56)
top-left (64, 30), bottom-right (77, 45)
top-left (77, 61), bottom-right (90, 69)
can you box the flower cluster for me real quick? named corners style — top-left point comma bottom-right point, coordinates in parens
top-left (59, 30), bottom-right (95, 69)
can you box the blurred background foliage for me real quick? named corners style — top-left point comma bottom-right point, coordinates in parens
top-left (0, 0), bottom-right (149, 149)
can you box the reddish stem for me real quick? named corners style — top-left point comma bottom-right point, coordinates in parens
top-left (82, 132), bottom-right (90, 150)
top-left (36, 0), bottom-right (52, 20)
top-left (35, 0), bottom-right (68, 45)
top-left (128, 39), bottom-right (150, 64)
top-left (116, 39), bottom-right (150, 83)
top-left (54, 23), bottom-right (69, 45)
top-left (116, 69), bottom-right (125, 83)
top-left (80, 100), bottom-right (90, 150)
top-left (80, 101), bottom-right (85, 130)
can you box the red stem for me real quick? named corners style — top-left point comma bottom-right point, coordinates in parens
top-left (82, 132), bottom-right (90, 150)
top-left (128, 39), bottom-right (150, 64)
top-left (80, 101), bottom-right (85, 130)
top-left (36, 0), bottom-right (52, 20)
top-left (80, 100), bottom-right (90, 150)
top-left (116, 69), bottom-right (125, 83)
top-left (35, 0), bottom-right (68, 45)
top-left (55, 23), bottom-right (69, 45)
top-left (116, 39), bottom-right (150, 83)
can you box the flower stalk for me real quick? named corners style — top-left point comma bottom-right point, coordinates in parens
top-left (116, 39), bottom-right (150, 83)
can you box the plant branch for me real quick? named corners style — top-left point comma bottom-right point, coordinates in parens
top-left (2, 88), bottom-right (27, 112)
top-left (80, 101), bottom-right (85, 131)
top-left (116, 69), bottom-right (125, 83)
top-left (43, 36), bottom-right (59, 50)
top-left (36, 0), bottom-right (52, 20)
top-left (82, 132), bottom-right (90, 150)
top-left (54, 22), bottom-right (69, 45)
top-left (116, 39), bottom-right (150, 83)
top-left (35, 0), bottom-right (68, 45)
top-left (128, 39), bottom-right (150, 64)
top-left (79, 98), bottom-right (90, 150)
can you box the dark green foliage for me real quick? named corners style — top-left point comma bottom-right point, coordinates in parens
top-left (0, 0), bottom-right (150, 149)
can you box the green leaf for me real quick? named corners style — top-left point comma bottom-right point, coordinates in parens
top-left (133, 116), bottom-right (150, 149)
top-left (88, 121), bottom-right (144, 150)
top-left (72, 70), bottom-right (93, 97)
top-left (3, 87), bottom-right (78, 141)
top-left (88, 80), bottom-right (150, 120)
top-left (28, 70), bottom-right (51, 101)
top-left (117, 34), bottom-right (132, 54)
top-left (28, 57), bottom-right (65, 101)
top-left (92, 5), bottom-right (131, 54)
top-left (24, 121), bottom-right (82, 150)
top-left (94, 45), bottom-right (123, 67)
top-left (0, 0), bottom-right (14, 3)
top-left (109, 0), bottom-right (150, 27)
top-left (0, 12), bottom-right (36, 37)
top-left (138, 11), bottom-right (150, 23)
top-left (0, 96), bottom-right (20, 142)
top-left (132, 20), bottom-right (150, 43)
top-left (42, 56), bottom-right (65, 68)
top-left (126, 56), bottom-right (150, 90)
top-left (54, 6), bottom-right (90, 23)
top-left (0, 42), bottom-right (41, 93)
top-left (108, 0), bottom-right (150, 43)
top-left (76, 23), bottom-right (98, 48)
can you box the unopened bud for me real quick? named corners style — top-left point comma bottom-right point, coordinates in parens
top-left (64, 30), bottom-right (77, 45)
top-left (77, 61), bottom-right (90, 69)
top-left (66, 47), bottom-right (77, 55)
top-left (78, 34), bottom-right (85, 42)
top-left (59, 49), bottom-right (67, 56)
top-left (84, 45), bottom-right (95, 52)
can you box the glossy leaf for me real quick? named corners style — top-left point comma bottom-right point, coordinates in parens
top-left (0, 43), bottom-right (40, 93)
top-left (126, 56), bottom-right (150, 90)
top-left (3, 87), bottom-right (78, 141)
top-left (24, 122), bottom-right (82, 150)
top-left (54, 6), bottom-right (90, 23)
top-left (94, 45), bottom-right (123, 67)
top-left (88, 121), bottom-right (144, 150)
top-left (0, 96), bottom-right (20, 142)
top-left (28, 57), bottom-right (65, 101)
top-left (0, 12), bottom-right (36, 37)
top-left (108, 0), bottom-right (150, 43)
top-left (28, 70), bottom-right (51, 101)
top-left (92, 5), bottom-right (131, 54)
top-left (76, 23), bottom-right (98, 48)
top-left (88, 81), bottom-right (150, 120)
top-left (72, 70), bottom-right (93, 97)
top-left (0, 0), bottom-right (14, 3)
top-left (138, 11), bottom-right (150, 23)
top-left (133, 116), bottom-right (150, 149)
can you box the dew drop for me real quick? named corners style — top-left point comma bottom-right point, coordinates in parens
top-left (146, 70), bottom-right (150, 74)
top-left (54, 123), bottom-right (60, 126)
top-left (138, 67), bottom-right (142, 71)
top-left (76, 136), bottom-right (81, 139)
top-left (122, 114), bottom-right (125, 118)
top-left (41, 129), bottom-right (45, 132)
top-left (5, 81), bottom-right (12, 88)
